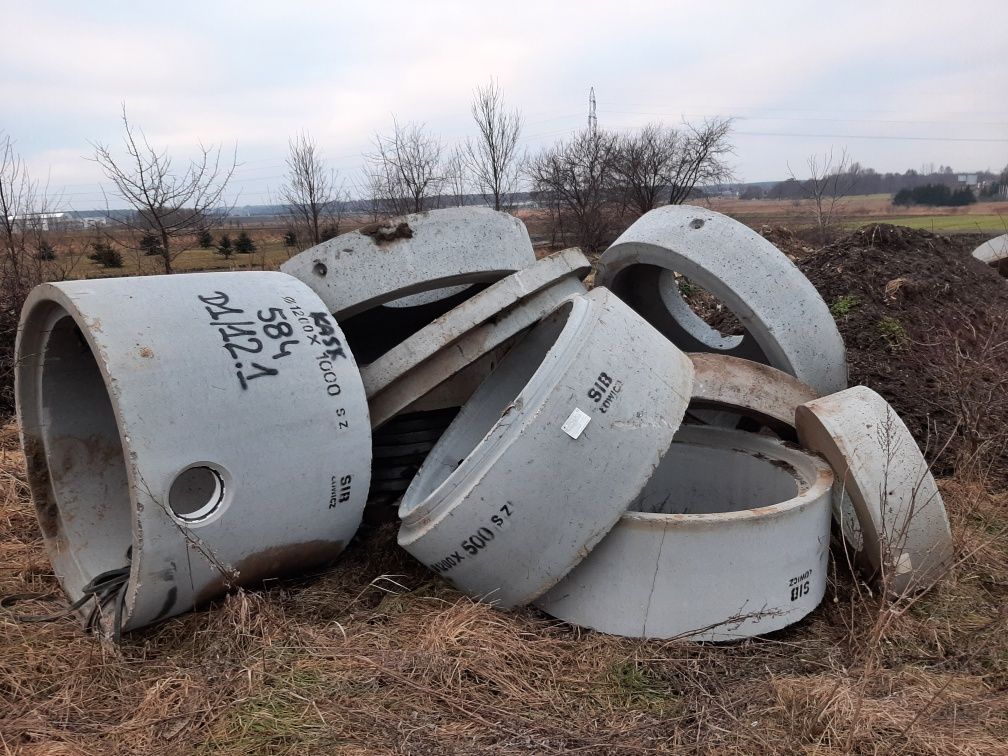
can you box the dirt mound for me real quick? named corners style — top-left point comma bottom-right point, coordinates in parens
top-left (796, 224), bottom-right (1008, 485)
top-left (757, 224), bottom-right (817, 260)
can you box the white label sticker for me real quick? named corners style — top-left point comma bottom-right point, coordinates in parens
top-left (561, 407), bottom-right (591, 439)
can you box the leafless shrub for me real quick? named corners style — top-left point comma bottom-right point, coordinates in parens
top-left (789, 147), bottom-right (862, 244)
top-left (527, 127), bottom-right (622, 254)
top-left (366, 119), bottom-right (446, 215)
top-left (911, 308), bottom-right (1008, 483)
top-left (279, 131), bottom-right (344, 250)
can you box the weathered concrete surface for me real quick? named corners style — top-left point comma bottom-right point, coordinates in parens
top-left (364, 249), bottom-right (590, 428)
top-left (15, 273), bottom-right (371, 633)
top-left (536, 425), bottom-right (834, 641)
top-left (972, 233), bottom-right (1008, 265)
top-left (597, 205), bottom-right (847, 395)
top-left (688, 353), bottom-right (819, 434)
top-left (397, 288), bottom-right (694, 608)
top-left (280, 206), bottom-right (535, 319)
top-left (796, 385), bottom-right (954, 595)
top-left (687, 353), bottom-right (862, 551)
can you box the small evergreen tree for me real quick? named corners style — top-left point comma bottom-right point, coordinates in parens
top-left (139, 233), bottom-right (163, 256)
top-left (283, 229), bottom-right (298, 248)
top-left (235, 231), bottom-right (256, 254)
top-left (88, 241), bottom-right (123, 268)
top-left (216, 234), bottom-right (233, 259)
top-left (197, 229), bottom-right (214, 248)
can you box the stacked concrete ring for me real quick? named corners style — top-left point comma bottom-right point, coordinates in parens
top-left (397, 287), bottom-right (694, 608)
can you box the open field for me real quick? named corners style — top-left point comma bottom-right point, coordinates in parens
top-left (847, 215), bottom-right (1008, 234)
top-left (38, 196), bottom-right (1008, 279)
top-left (709, 196), bottom-right (1008, 235)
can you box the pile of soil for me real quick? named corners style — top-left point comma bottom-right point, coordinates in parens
top-left (794, 224), bottom-right (1008, 484)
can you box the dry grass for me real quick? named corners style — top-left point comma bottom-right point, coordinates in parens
top-left (1, 420), bottom-right (1005, 755)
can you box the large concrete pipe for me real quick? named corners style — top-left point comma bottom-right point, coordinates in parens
top-left (596, 205), bottom-right (847, 395)
top-left (281, 207), bottom-right (536, 364)
top-left (398, 287), bottom-right (694, 608)
top-left (16, 273), bottom-right (371, 635)
top-left (363, 248), bottom-right (590, 428)
top-left (536, 426), bottom-right (834, 641)
top-left (796, 386), bottom-right (954, 595)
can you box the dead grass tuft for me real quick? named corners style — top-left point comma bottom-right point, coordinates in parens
top-left (1, 418), bottom-right (1006, 754)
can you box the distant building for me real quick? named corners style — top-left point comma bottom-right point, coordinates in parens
top-left (957, 173), bottom-right (979, 188)
top-left (6, 211), bottom-right (76, 231)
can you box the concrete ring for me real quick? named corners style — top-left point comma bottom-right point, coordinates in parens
top-left (363, 248), bottom-right (590, 429)
top-left (536, 425), bottom-right (834, 641)
top-left (796, 385), bottom-right (954, 595)
top-left (687, 353), bottom-right (819, 437)
top-left (16, 272), bottom-right (371, 634)
top-left (397, 287), bottom-right (694, 608)
top-left (597, 205), bottom-right (847, 395)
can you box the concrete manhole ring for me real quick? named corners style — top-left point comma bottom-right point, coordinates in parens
top-left (597, 205), bottom-right (847, 395)
top-left (397, 287), bottom-right (694, 608)
top-left (363, 248), bottom-right (590, 429)
top-left (536, 425), bottom-right (834, 641)
top-left (796, 385), bottom-right (954, 595)
top-left (16, 272), bottom-right (371, 633)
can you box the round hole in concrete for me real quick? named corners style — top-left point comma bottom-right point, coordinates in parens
top-left (313, 261), bottom-right (328, 277)
top-left (658, 270), bottom-right (745, 350)
top-left (169, 465), bottom-right (226, 522)
top-left (690, 218), bottom-right (705, 229)
top-left (606, 264), bottom-right (765, 361)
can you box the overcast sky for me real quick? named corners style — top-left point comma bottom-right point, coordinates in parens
top-left (2, 0), bottom-right (1006, 209)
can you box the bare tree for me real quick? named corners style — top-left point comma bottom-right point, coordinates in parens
top-left (444, 147), bottom-right (469, 207)
top-left (613, 119), bottom-right (733, 216)
top-left (464, 79), bottom-right (523, 210)
top-left (789, 147), bottom-right (862, 243)
top-left (527, 127), bottom-right (621, 254)
top-left (92, 106), bottom-right (236, 274)
top-left (0, 133), bottom-right (38, 306)
top-left (366, 119), bottom-right (445, 215)
top-left (0, 134), bottom-right (84, 411)
top-left (280, 131), bottom-right (343, 249)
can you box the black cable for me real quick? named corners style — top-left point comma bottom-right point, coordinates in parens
top-left (1, 563), bottom-right (131, 641)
